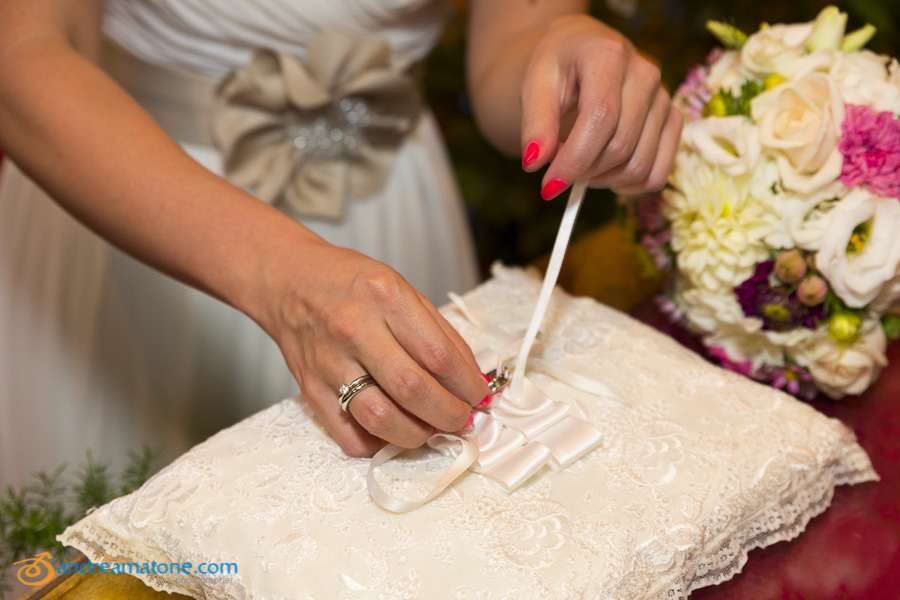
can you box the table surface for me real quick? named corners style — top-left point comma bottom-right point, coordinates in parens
top-left (19, 224), bottom-right (900, 600)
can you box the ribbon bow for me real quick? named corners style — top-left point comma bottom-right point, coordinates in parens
top-left (368, 183), bottom-right (617, 513)
top-left (212, 30), bottom-right (422, 221)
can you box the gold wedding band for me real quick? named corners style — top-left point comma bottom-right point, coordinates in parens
top-left (338, 375), bottom-right (379, 412)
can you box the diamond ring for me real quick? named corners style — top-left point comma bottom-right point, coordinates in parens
top-left (338, 375), bottom-right (379, 412)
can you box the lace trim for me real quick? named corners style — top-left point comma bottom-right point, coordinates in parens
top-left (61, 457), bottom-right (877, 600)
top-left (659, 453), bottom-right (876, 599)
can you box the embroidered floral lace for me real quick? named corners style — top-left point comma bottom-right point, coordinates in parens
top-left (60, 265), bottom-right (877, 599)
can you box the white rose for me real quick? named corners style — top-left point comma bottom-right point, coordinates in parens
top-left (741, 23), bottom-right (814, 76)
top-left (681, 117), bottom-right (761, 176)
top-left (751, 72), bottom-right (844, 194)
top-left (815, 188), bottom-right (900, 308)
top-left (706, 50), bottom-right (745, 96)
top-left (791, 321), bottom-right (887, 398)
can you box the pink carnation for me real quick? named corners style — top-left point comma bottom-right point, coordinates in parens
top-left (839, 104), bottom-right (900, 198)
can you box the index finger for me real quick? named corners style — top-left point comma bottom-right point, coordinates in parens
top-left (540, 44), bottom-right (629, 197)
top-left (385, 295), bottom-right (489, 408)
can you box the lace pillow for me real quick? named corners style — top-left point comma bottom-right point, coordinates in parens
top-left (60, 266), bottom-right (877, 599)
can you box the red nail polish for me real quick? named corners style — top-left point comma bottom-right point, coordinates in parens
top-left (476, 395), bottom-right (492, 409)
top-left (464, 412), bottom-right (474, 429)
top-left (541, 178), bottom-right (568, 200)
top-left (523, 142), bottom-right (540, 169)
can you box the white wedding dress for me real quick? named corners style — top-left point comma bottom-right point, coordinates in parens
top-left (0, 0), bottom-right (478, 487)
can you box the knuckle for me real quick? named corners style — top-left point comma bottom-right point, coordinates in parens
top-left (357, 266), bottom-right (405, 307)
top-left (319, 302), bottom-right (358, 342)
top-left (420, 341), bottom-right (457, 378)
top-left (623, 153), bottom-right (654, 183)
top-left (356, 396), bottom-right (393, 435)
top-left (392, 366), bottom-right (426, 401)
top-left (586, 101), bottom-right (618, 138)
top-left (639, 59), bottom-right (662, 89)
top-left (603, 135), bottom-right (633, 168)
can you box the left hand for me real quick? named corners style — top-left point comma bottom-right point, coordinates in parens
top-left (519, 15), bottom-right (683, 197)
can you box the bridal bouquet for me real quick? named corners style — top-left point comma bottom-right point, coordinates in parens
top-left (629, 6), bottom-right (900, 399)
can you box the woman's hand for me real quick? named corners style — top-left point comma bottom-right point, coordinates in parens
top-left (467, 3), bottom-right (682, 197)
top-left (520, 15), bottom-right (683, 197)
top-left (0, 0), bottom-right (489, 459)
top-left (260, 242), bottom-right (490, 457)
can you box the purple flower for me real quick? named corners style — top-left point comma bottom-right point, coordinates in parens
top-left (735, 262), bottom-right (827, 331)
top-left (770, 364), bottom-right (817, 400)
top-left (839, 104), bottom-right (900, 198)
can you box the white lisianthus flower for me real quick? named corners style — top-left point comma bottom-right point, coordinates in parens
top-left (793, 50), bottom-right (900, 114)
top-left (790, 320), bottom-right (887, 398)
top-left (764, 180), bottom-right (847, 251)
top-left (815, 188), bottom-right (900, 308)
top-left (751, 72), bottom-right (845, 194)
top-left (890, 58), bottom-right (900, 88)
top-left (663, 151), bottom-right (776, 294)
top-left (741, 22), bottom-right (814, 77)
top-left (681, 117), bottom-right (761, 176)
top-left (804, 6), bottom-right (847, 52)
top-left (706, 50), bottom-right (745, 96)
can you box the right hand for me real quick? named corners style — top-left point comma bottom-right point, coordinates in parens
top-left (263, 242), bottom-right (490, 457)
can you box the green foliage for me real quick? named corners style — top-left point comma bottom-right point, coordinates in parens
top-left (882, 314), bottom-right (900, 340)
top-left (723, 80), bottom-right (767, 117)
top-left (0, 447), bottom-right (160, 597)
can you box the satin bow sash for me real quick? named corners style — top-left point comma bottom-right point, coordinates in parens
top-left (369, 183), bottom-right (617, 513)
top-left (211, 30), bottom-right (422, 221)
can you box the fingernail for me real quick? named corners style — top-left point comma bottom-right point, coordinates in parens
top-left (541, 178), bottom-right (568, 200)
top-left (430, 426), bottom-right (437, 436)
top-left (464, 412), bottom-right (474, 429)
top-left (523, 142), bottom-right (540, 169)
top-left (477, 372), bottom-right (493, 407)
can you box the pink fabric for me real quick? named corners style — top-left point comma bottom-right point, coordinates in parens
top-left (634, 302), bottom-right (900, 600)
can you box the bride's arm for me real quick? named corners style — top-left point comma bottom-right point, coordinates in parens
top-left (466, 0), bottom-right (682, 197)
top-left (0, 0), bottom-right (488, 456)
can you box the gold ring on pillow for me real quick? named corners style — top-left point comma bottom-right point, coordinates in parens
top-left (338, 375), bottom-right (379, 412)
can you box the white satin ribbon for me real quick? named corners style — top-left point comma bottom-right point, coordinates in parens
top-left (368, 182), bottom-right (605, 512)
